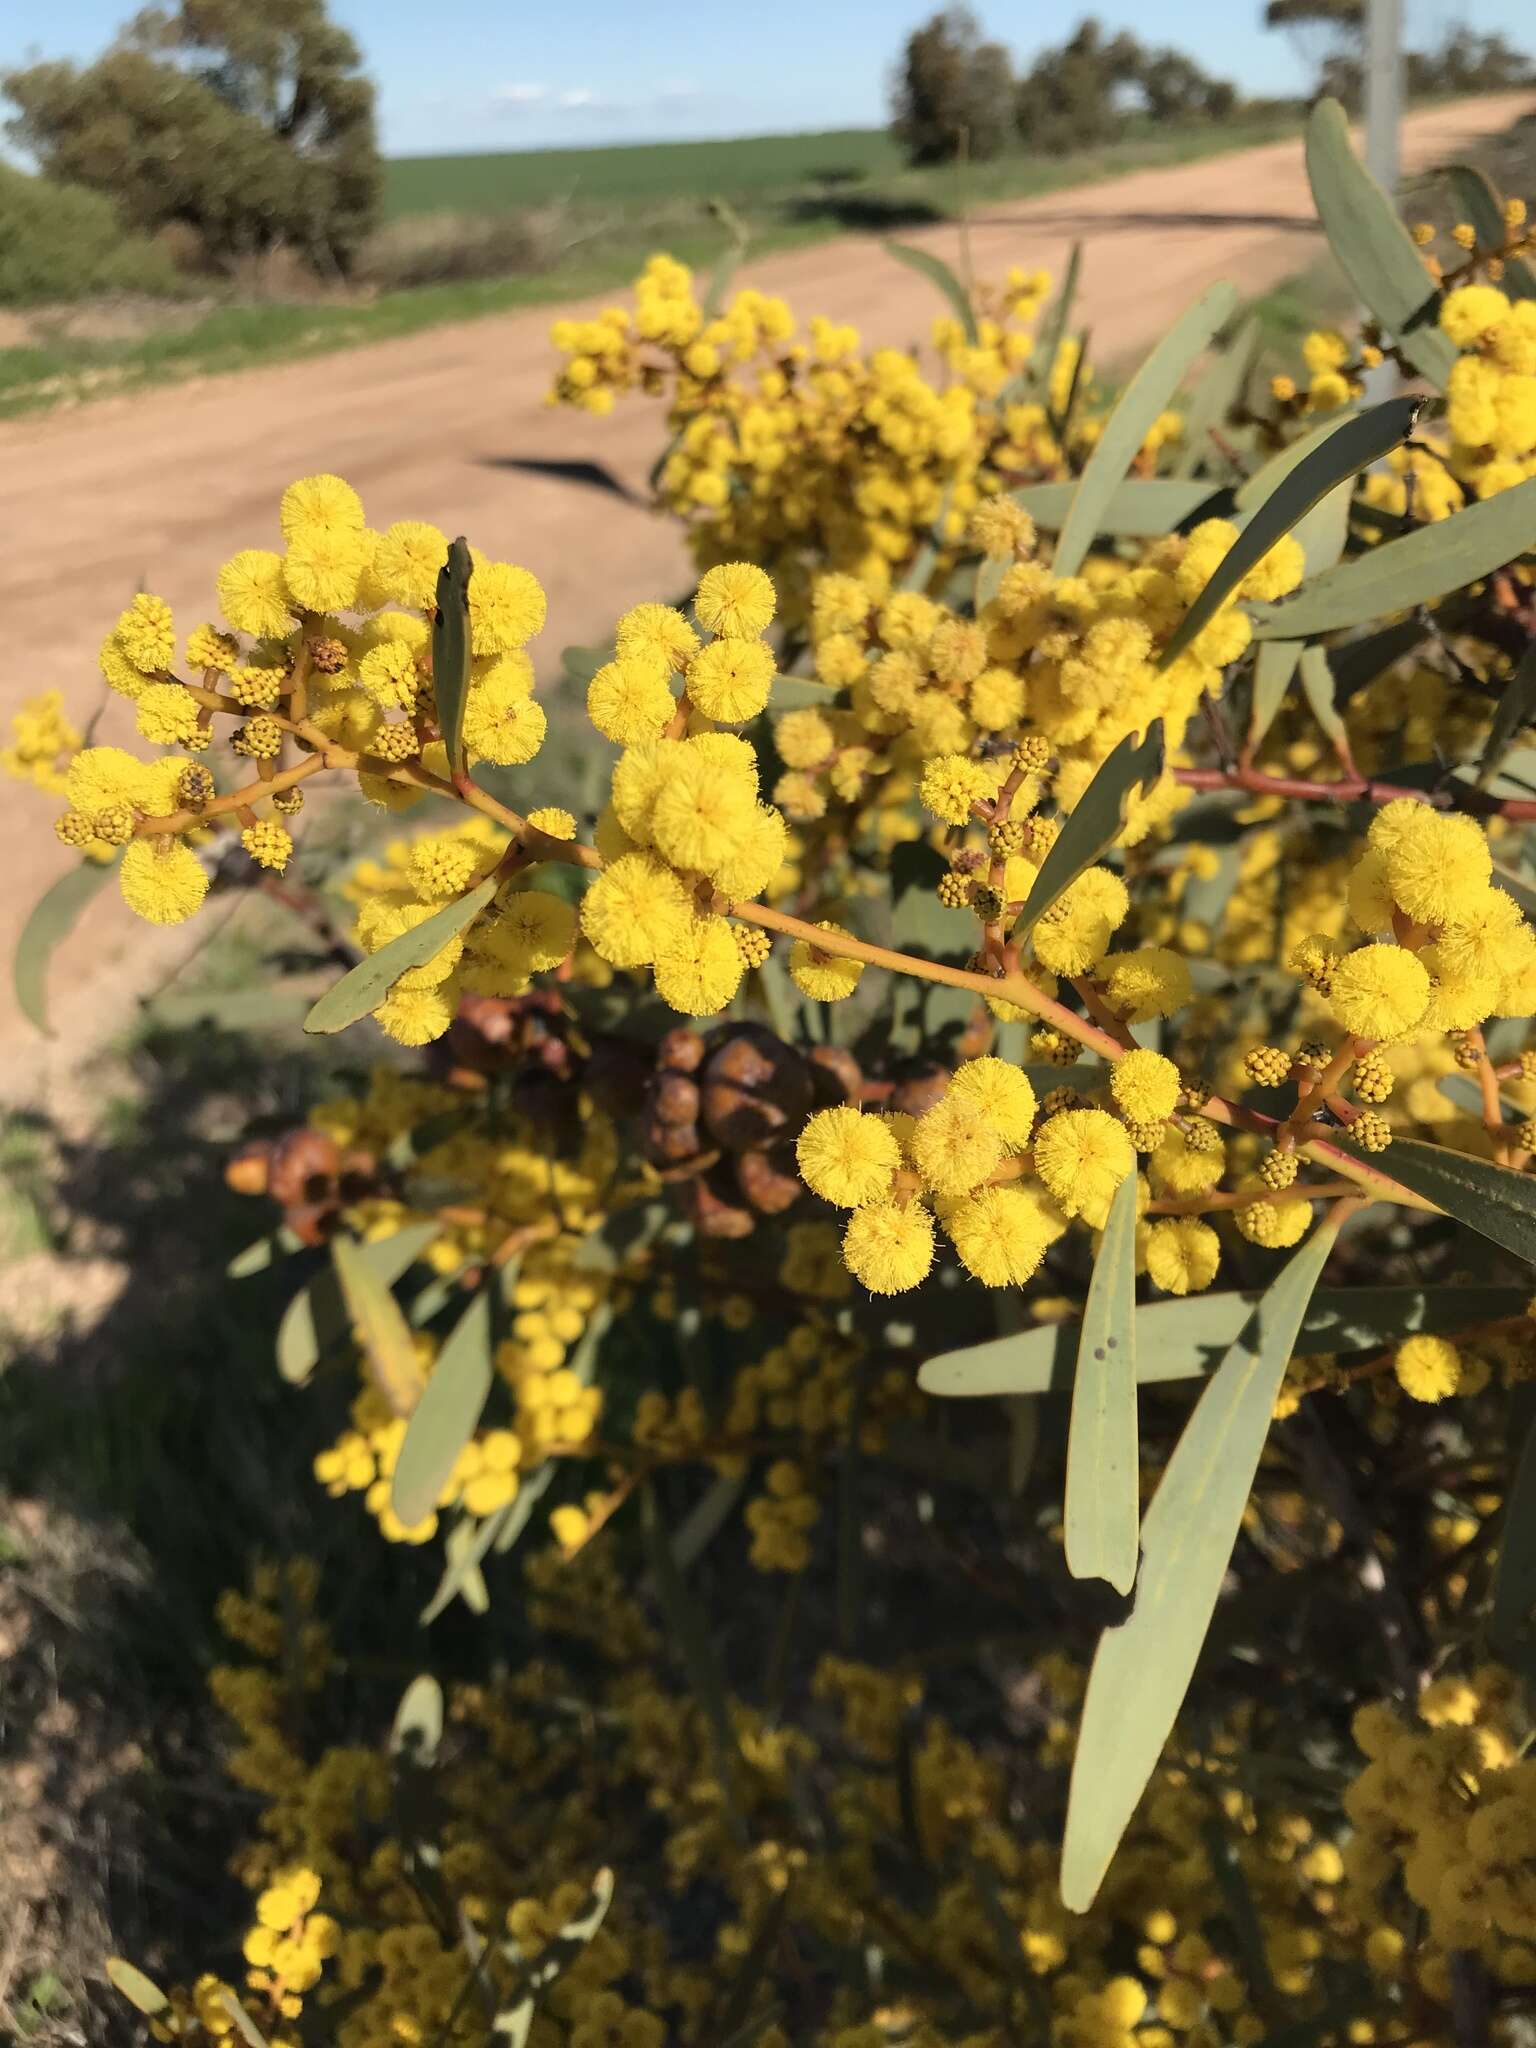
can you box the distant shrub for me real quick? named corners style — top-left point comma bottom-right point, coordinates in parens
top-left (1015, 18), bottom-right (1243, 155)
top-left (2, 0), bottom-right (380, 279)
top-left (0, 163), bottom-right (183, 306)
top-left (890, 6), bottom-right (1016, 166)
top-left (354, 209), bottom-right (553, 291)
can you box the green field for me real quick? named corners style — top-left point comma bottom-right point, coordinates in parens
top-left (1, 112), bottom-right (1313, 417)
top-left (382, 126), bottom-right (907, 216)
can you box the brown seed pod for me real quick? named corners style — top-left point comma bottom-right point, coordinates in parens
top-left (891, 1062), bottom-right (951, 1119)
top-left (736, 1146), bottom-right (804, 1215)
top-left (691, 1167), bottom-right (757, 1239)
top-left (657, 1026), bottom-right (708, 1074)
top-left (954, 1007), bottom-right (994, 1062)
top-left (647, 1119), bottom-right (702, 1164)
top-left (807, 1044), bottom-right (863, 1107)
top-left (283, 1200), bottom-right (338, 1248)
top-left (267, 1129), bottom-right (341, 1208)
top-left (651, 1072), bottom-right (702, 1127)
top-left (701, 1024), bottom-right (814, 1150)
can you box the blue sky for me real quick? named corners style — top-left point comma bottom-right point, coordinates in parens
top-left (3, 0), bottom-right (1531, 157)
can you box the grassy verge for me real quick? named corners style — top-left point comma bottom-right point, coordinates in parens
top-left (0, 112), bottom-right (1305, 421)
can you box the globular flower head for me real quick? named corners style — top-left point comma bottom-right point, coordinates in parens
top-left (368, 520), bottom-right (446, 609)
top-left (1370, 801), bottom-right (1492, 929)
top-left (1328, 944), bottom-right (1431, 1042)
top-left (1394, 1333), bottom-right (1462, 1403)
top-left (1032, 867), bottom-right (1129, 976)
top-left (944, 1184), bottom-right (1054, 1285)
top-left (494, 888), bottom-right (577, 973)
top-left (694, 562), bottom-right (775, 639)
top-left (789, 922), bottom-right (864, 1002)
top-left (1033, 1108), bottom-right (1133, 1227)
top-left (797, 1107), bottom-right (900, 1208)
top-left (1102, 946), bottom-right (1193, 1021)
top-left (686, 638), bottom-right (776, 723)
top-left (616, 601), bottom-right (700, 674)
top-left (462, 672), bottom-right (546, 767)
top-left (579, 852), bottom-right (691, 969)
top-left (649, 740), bottom-right (760, 880)
top-left (468, 560), bottom-right (547, 656)
top-left (217, 550), bottom-right (295, 639)
top-left (1109, 1047), bottom-right (1180, 1127)
top-left (1144, 1216), bottom-right (1221, 1295)
top-left (842, 1200), bottom-right (933, 1293)
top-left (946, 1057), bottom-right (1037, 1151)
top-left (911, 1089), bottom-right (1005, 1197)
top-left (775, 708), bottom-right (835, 770)
top-left (652, 912), bottom-right (745, 1015)
top-left (587, 655), bottom-right (675, 745)
top-left (919, 753), bottom-right (994, 826)
top-left (284, 525), bottom-right (370, 613)
top-left (279, 475), bottom-right (364, 541)
top-left (120, 837), bottom-right (208, 926)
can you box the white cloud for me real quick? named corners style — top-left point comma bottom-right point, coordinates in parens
top-left (492, 82), bottom-right (548, 109)
top-left (556, 87), bottom-right (615, 111)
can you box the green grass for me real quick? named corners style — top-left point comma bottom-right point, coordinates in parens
top-left (0, 111), bottom-right (1307, 419)
top-left (382, 125), bottom-right (907, 216)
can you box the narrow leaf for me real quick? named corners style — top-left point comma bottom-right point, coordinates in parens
top-left (227, 1227), bottom-right (302, 1280)
top-left (391, 1289), bottom-right (495, 1528)
top-left (1251, 473), bottom-right (1536, 639)
top-left (715, 1891), bottom-right (790, 2041)
top-left (1064, 1171), bottom-right (1141, 1593)
top-left (1477, 641), bottom-right (1536, 789)
top-left (884, 239), bottom-right (977, 343)
top-left (643, 1481), bottom-right (743, 1833)
top-left (106, 1961), bottom-right (169, 2017)
top-left (217, 1995), bottom-right (272, 2048)
top-left (1249, 639), bottom-right (1303, 750)
top-left (1173, 313), bottom-right (1260, 477)
top-left (1060, 1220), bottom-right (1340, 1911)
top-left (422, 1500), bottom-right (508, 1623)
top-left (918, 1283), bottom-right (1523, 1395)
top-left (1305, 98), bottom-right (1457, 387)
top-left (1492, 1406), bottom-right (1536, 1659)
top-left (560, 643), bottom-right (611, 688)
top-left (1298, 643), bottom-right (1351, 758)
top-left (432, 535), bottom-right (473, 782)
top-left (276, 1222), bottom-right (438, 1386)
top-left (1009, 476), bottom-right (1220, 537)
top-left (1158, 399), bottom-right (1419, 669)
top-left (1054, 283), bottom-right (1237, 578)
top-left (769, 674), bottom-right (841, 711)
top-left (390, 1674), bottom-right (444, 1762)
top-left (1012, 722), bottom-right (1165, 937)
top-left (304, 876), bottom-right (497, 1035)
top-left (1335, 1134), bottom-right (1536, 1263)
top-left (332, 1231), bottom-right (429, 1417)
top-left (1234, 405), bottom-right (1359, 516)
top-left (15, 860), bottom-right (113, 1035)
top-left (671, 1471), bottom-right (746, 1575)
top-left (1030, 238), bottom-right (1081, 395)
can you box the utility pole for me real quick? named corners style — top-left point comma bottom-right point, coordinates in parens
top-left (1363, 0), bottom-right (1403, 400)
top-left (1363, 0), bottom-right (1402, 197)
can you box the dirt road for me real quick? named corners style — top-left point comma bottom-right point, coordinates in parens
top-left (2, 92), bottom-right (1530, 1082)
